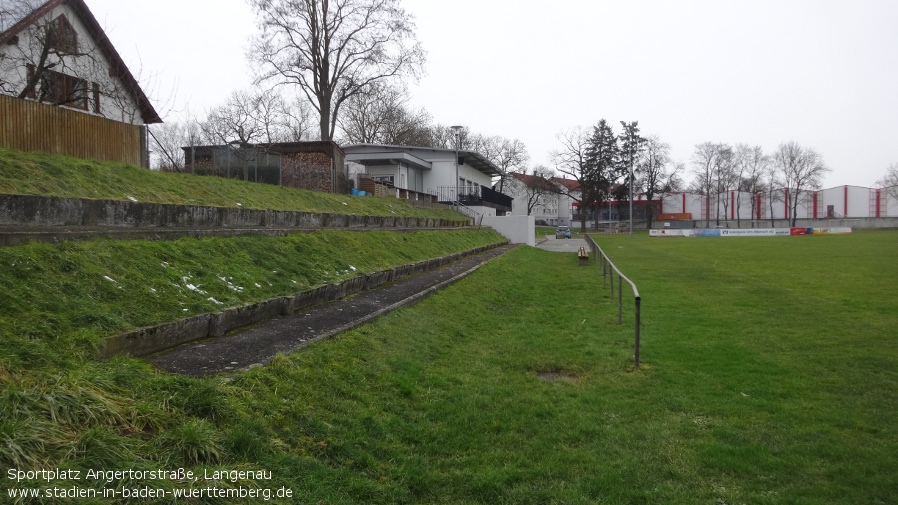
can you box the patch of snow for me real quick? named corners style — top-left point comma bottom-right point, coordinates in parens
top-left (207, 297), bottom-right (224, 305)
top-left (217, 275), bottom-right (243, 292)
top-left (103, 275), bottom-right (117, 283)
top-left (126, 195), bottom-right (138, 202)
top-left (349, 265), bottom-right (357, 271)
top-left (236, 202), bottom-right (243, 207)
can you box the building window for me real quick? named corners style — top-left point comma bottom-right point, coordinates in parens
top-left (92, 82), bottom-right (101, 113)
top-left (48, 15), bottom-right (78, 54)
top-left (40, 70), bottom-right (88, 109)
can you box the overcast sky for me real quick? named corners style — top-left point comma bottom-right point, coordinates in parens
top-left (88, 0), bottom-right (898, 188)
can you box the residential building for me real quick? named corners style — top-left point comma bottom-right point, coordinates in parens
top-left (504, 172), bottom-right (562, 225)
top-left (0, 0), bottom-right (161, 165)
top-left (343, 144), bottom-right (512, 216)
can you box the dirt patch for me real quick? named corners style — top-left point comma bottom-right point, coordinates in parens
top-left (537, 371), bottom-right (579, 382)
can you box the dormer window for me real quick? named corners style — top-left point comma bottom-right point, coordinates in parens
top-left (48, 15), bottom-right (77, 54)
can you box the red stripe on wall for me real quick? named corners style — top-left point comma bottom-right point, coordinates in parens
top-left (844, 186), bottom-right (848, 217)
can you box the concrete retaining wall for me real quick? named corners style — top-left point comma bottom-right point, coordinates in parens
top-left (0, 194), bottom-right (467, 230)
top-left (482, 215), bottom-right (536, 246)
top-left (100, 243), bottom-right (502, 358)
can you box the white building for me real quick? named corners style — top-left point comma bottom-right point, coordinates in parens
top-left (343, 144), bottom-right (512, 216)
top-left (658, 185), bottom-right (898, 226)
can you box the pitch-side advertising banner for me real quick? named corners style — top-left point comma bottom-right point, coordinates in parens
top-left (650, 227), bottom-right (852, 237)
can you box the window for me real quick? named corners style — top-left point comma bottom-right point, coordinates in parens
top-left (48, 15), bottom-right (78, 54)
top-left (92, 82), bottom-right (100, 113)
top-left (40, 70), bottom-right (88, 109)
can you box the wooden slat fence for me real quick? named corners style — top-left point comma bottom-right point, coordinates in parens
top-left (0, 93), bottom-right (143, 166)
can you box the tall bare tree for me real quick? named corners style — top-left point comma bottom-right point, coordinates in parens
top-left (714, 144), bottom-right (735, 226)
top-left (772, 141), bottom-right (830, 227)
top-left (690, 142), bottom-right (718, 227)
top-left (552, 127), bottom-right (592, 231)
top-left (637, 135), bottom-right (681, 229)
top-left (249, 0), bottom-right (425, 141)
top-left (735, 144), bottom-right (768, 225)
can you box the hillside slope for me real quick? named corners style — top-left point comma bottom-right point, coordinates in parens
top-left (0, 147), bottom-right (464, 221)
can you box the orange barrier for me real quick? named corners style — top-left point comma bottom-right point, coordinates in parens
top-left (657, 213), bottom-right (692, 221)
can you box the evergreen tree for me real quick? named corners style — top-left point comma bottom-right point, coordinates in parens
top-left (583, 119), bottom-right (622, 229)
top-left (618, 121), bottom-right (644, 224)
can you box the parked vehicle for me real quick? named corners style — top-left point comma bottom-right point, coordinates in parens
top-left (555, 225), bottom-right (571, 239)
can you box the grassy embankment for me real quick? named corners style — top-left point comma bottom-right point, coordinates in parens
top-left (2, 146), bottom-right (895, 503)
top-left (0, 147), bottom-right (464, 221)
top-left (3, 229), bottom-right (896, 503)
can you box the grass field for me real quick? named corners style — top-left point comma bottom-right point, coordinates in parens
top-left (222, 230), bottom-right (896, 504)
top-left (2, 230), bottom-right (896, 504)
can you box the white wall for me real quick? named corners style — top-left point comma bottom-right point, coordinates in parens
top-left (659, 185), bottom-right (898, 223)
top-left (482, 214), bottom-right (535, 246)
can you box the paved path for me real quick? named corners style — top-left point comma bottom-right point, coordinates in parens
top-left (535, 235), bottom-right (588, 252)
top-left (149, 244), bottom-right (517, 377)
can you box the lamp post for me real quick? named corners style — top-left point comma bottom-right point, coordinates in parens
top-left (450, 125), bottom-right (464, 205)
top-left (620, 121), bottom-right (635, 238)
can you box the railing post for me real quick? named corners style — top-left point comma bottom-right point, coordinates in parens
top-left (618, 274), bottom-right (623, 324)
top-left (634, 297), bottom-right (641, 369)
top-left (610, 267), bottom-right (614, 300)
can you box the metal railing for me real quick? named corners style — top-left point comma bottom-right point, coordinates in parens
top-left (584, 234), bottom-right (643, 369)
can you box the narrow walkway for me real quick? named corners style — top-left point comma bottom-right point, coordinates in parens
top-left (149, 244), bottom-right (517, 377)
top-left (0, 225), bottom-right (472, 247)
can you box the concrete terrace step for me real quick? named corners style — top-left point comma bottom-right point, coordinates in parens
top-left (0, 193), bottom-right (469, 246)
top-left (147, 244), bottom-right (517, 377)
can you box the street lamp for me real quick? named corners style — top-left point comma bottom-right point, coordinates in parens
top-left (620, 121), bottom-right (635, 238)
top-left (450, 125), bottom-right (464, 205)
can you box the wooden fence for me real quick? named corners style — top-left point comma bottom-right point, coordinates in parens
top-left (0, 93), bottom-right (145, 166)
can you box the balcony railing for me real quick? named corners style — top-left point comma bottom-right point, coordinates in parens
top-left (433, 185), bottom-right (512, 210)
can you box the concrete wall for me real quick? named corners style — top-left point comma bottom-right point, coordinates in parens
top-left (482, 214), bottom-right (535, 246)
top-left (0, 194), bottom-right (465, 230)
top-left (100, 243), bottom-right (504, 358)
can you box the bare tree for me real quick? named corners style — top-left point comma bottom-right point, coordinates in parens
top-left (875, 163), bottom-right (898, 201)
top-left (149, 115), bottom-right (203, 171)
top-left (469, 135), bottom-right (529, 192)
top-left (772, 141), bottom-right (830, 227)
top-left (200, 88), bottom-right (313, 145)
top-left (337, 82), bottom-right (431, 145)
top-left (552, 127), bottom-right (592, 231)
top-left (765, 159), bottom-right (784, 226)
top-left (637, 135), bottom-right (681, 229)
top-left (690, 142), bottom-right (718, 227)
top-left (735, 144), bottom-right (768, 225)
top-left (714, 144), bottom-right (735, 226)
top-left (249, 0), bottom-right (425, 141)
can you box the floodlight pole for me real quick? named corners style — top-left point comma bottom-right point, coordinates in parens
top-left (621, 121), bottom-right (635, 238)
top-left (450, 125), bottom-right (464, 208)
